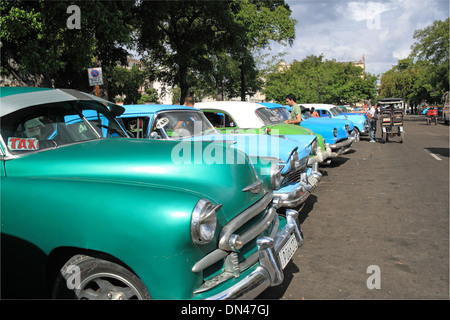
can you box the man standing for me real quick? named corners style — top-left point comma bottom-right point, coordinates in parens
top-left (368, 103), bottom-right (378, 142)
top-left (284, 94), bottom-right (302, 125)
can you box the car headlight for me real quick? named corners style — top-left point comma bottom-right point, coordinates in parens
top-left (311, 139), bottom-right (318, 155)
top-left (191, 199), bottom-right (222, 245)
top-left (289, 150), bottom-right (299, 169)
top-left (345, 124), bottom-right (350, 132)
top-left (270, 161), bottom-right (283, 189)
top-left (333, 128), bottom-right (338, 137)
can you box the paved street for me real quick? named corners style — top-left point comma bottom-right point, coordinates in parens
top-left (258, 114), bottom-right (449, 300)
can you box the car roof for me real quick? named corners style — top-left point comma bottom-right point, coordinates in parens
top-left (300, 103), bottom-right (336, 110)
top-left (195, 101), bottom-right (269, 127)
top-left (259, 102), bottom-right (287, 109)
top-left (0, 87), bottom-right (123, 117)
top-left (0, 86), bottom-right (53, 98)
top-left (121, 104), bottom-right (200, 116)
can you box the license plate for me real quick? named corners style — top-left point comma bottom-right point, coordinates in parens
top-left (278, 234), bottom-right (298, 269)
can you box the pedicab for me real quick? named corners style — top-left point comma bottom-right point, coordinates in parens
top-left (380, 107), bottom-right (404, 143)
top-left (426, 107), bottom-right (438, 125)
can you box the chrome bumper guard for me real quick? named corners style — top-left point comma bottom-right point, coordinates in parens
top-left (273, 183), bottom-right (309, 208)
top-left (206, 209), bottom-right (303, 300)
top-left (273, 161), bottom-right (321, 208)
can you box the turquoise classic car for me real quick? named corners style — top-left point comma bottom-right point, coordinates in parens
top-left (261, 102), bottom-right (357, 160)
top-left (0, 87), bottom-right (303, 300)
top-left (118, 104), bottom-right (322, 208)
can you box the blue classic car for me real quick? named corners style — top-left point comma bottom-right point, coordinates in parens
top-left (261, 103), bottom-right (358, 160)
top-left (119, 104), bottom-right (322, 208)
top-left (302, 103), bottom-right (369, 135)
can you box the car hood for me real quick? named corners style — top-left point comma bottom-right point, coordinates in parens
top-left (300, 119), bottom-right (348, 142)
top-left (333, 116), bottom-right (355, 129)
top-left (341, 114), bottom-right (366, 123)
top-left (188, 133), bottom-right (312, 161)
top-left (4, 138), bottom-right (265, 221)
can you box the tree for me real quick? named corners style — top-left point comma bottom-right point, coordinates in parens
top-left (1, 0), bottom-right (135, 95)
top-left (225, 0), bottom-right (296, 100)
top-left (136, 1), bottom-right (236, 105)
top-left (263, 55), bottom-right (378, 105)
top-left (109, 65), bottom-right (146, 105)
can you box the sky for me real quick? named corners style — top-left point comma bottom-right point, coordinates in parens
top-left (266, 0), bottom-right (449, 76)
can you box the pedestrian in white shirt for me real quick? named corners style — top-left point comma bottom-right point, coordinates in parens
top-left (368, 104), bottom-right (378, 142)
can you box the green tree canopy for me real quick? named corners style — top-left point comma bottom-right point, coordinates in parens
top-left (263, 55), bottom-right (378, 105)
top-left (1, 0), bottom-right (135, 92)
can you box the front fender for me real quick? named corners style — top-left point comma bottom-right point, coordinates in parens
top-left (0, 177), bottom-right (223, 299)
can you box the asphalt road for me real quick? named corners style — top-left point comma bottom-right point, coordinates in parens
top-left (258, 114), bottom-right (449, 300)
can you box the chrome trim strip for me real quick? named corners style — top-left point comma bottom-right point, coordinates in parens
top-left (218, 192), bottom-right (274, 251)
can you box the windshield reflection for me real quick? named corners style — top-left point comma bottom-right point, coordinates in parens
top-left (150, 111), bottom-right (218, 140)
top-left (1, 100), bottom-right (127, 156)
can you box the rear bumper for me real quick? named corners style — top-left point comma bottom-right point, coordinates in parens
top-left (206, 209), bottom-right (303, 300)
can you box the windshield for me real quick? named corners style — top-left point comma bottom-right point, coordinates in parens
top-left (270, 107), bottom-right (290, 122)
top-left (1, 100), bottom-right (127, 156)
top-left (300, 107), bottom-right (313, 119)
top-left (150, 110), bottom-right (218, 140)
top-left (330, 107), bottom-right (341, 117)
top-left (255, 108), bottom-right (283, 125)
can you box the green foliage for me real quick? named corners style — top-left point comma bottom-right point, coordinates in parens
top-left (263, 55), bottom-right (378, 105)
top-left (1, 0), bottom-right (135, 90)
top-left (109, 65), bottom-right (146, 105)
top-left (138, 88), bottom-right (159, 104)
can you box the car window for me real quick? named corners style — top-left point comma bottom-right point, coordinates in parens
top-left (255, 108), bottom-right (283, 125)
top-left (271, 108), bottom-right (290, 121)
top-left (149, 110), bottom-right (218, 139)
top-left (203, 111), bottom-right (236, 128)
top-left (330, 107), bottom-right (341, 117)
top-left (121, 116), bottom-right (151, 138)
top-left (300, 108), bottom-right (313, 119)
top-left (1, 100), bottom-right (127, 155)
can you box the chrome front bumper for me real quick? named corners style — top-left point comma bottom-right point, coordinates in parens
top-left (206, 209), bottom-right (303, 300)
top-left (273, 162), bottom-right (321, 208)
top-left (327, 130), bottom-right (358, 158)
top-left (307, 147), bottom-right (332, 164)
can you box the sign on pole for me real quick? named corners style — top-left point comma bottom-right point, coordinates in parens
top-left (87, 68), bottom-right (103, 86)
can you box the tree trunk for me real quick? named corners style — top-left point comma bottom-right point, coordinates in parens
top-left (179, 65), bottom-right (188, 105)
top-left (216, 77), bottom-right (224, 101)
top-left (240, 61), bottom-right (246, 101)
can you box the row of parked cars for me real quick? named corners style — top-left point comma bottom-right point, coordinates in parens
top-left (0, 87), bottom-right (366, 300)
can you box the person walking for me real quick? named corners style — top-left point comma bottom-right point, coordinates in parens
top-left (368, 103), bottom-right (379, 142)
top-left (284, 94), bottom-right (302, 125)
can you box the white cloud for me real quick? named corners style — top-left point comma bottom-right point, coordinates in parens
top-left (269, 0), bottom-right (450, 76)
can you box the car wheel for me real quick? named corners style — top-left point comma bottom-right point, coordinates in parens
top-left (52, 254), bottom-right (151, 300)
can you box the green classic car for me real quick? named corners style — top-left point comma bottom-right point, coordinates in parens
top-left (196, 101), bottom-right (332, 164)
top-left (0, 87), bottom-right (303, 300)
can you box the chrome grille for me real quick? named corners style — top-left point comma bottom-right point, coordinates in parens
top-left (280, 155), bottom-right (308, 187)
top-left (192, 192), bottom-right (277, 294)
